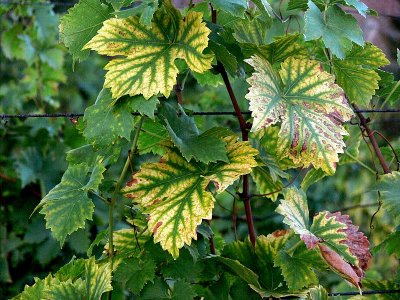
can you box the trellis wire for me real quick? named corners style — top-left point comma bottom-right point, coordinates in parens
top-left (1, 109), bottom-right (400, 120)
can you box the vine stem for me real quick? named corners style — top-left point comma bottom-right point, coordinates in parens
top-left (353, 104), bottom-right (391, 174)
top-left (107, 116), bottom-right (145, 298)
top-left (211, 6), bottom-right (256, 246)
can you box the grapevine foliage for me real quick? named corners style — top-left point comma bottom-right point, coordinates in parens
top-left (1, 0), bottom-right (399, 299)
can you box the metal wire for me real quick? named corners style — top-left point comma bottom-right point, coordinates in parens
top-left (1, 109), bottom-right (400, 120)
top-left (329, 289), bottom-right (400, 296)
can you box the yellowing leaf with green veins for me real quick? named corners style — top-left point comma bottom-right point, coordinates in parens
top-left (123, 136), bottom-right (258, 258)
top-left (276, 188), bottom-right (357, 265)
top-left (333, 43), bottom-right (389, 107)
top-left (245, 56), bottom-right (353, 174)
top-left (84, 6), bottom-right (213, 99)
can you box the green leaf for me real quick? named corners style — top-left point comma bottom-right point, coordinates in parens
top-left (251, 166), bottom-right (283, 201)
top-left (344, 0), bottom-right (368, 17)
top-left (14, 147), bottom-right (42, 188)
top-left (84, 257), bottom-right (112, 300)
top-left (107, 0), bottom-right (134, 10)
top-left (252, 0), bottom-right (274, 17)
top-left (45, 279), bottom-right (85, 300)
top-left (362, 279), bottom-right (400, 300)
top-left (246, 56), bottom-right (353, 174)
top-left (85, 6), bottom-right (213, 99)
top-left (123, 136), bottom-right (258, 258)
top-left (274, 249), bottom-right (318, 290)
top-left (373, 230), bottom-right (400, 256)
top-left (83, 157), bottom-right (106, 191)
top-left (36, 164), bottom-right (95, 245)
top-left (375, 171), bottom-right (400, 226)
top-left (161, 103), bottom-right (229, 163)
top-left (256, 34), bottom-right (308, 65)
top-left (83, 89), bottom-right (136, 146)
top-left (137, 119), bottom-right (169, 156)
top-left (307, 285), bottom-right (328, 300)
top-left (333, 43), bottom-right (389, 107)
top-left (114, 257), bottom-right (156, 294)
top-left (13, 275), bottom-right (55, 300)
top-left (171, 281), bottom-right (197, 300)
top-left (276, 188), bottom-right (310, 236)
top-left (209, 0), bottom-right (248, 18)
top-left (304, 1), bottom-right (364, 59)
top-left (129, 95), bottom-right (159, 120)
top-left (301, 168), bottom-right (327, 190)
top-left (192, 70), bottom-right (223, 87)
top-left (59, 0), bottom-right (113, 62)
top-left (139, 277), bottom-right (170, 299)
top-left (114, 1), bottom-right (159, 27)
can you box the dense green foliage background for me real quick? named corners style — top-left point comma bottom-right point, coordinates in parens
top-left (0, 0), bottom-right (399, 299)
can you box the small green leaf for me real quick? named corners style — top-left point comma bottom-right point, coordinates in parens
top-left (129, 95), bottom-right (159, 120)
top-left (84, 257), bottom-right (112, 300)
top-left (114, 257), bottom-right (156, 294)
top-left (45, 279), bottom-right (85, 300)
top-left (37, 164), bottom-right (94, 245)
top-left (83, 89), bottom-right (136, 147)
top-left (209, 0), bottom-right (248, 18)
top-left (301, 168), bottom-right (327, 190)
top-left (171, 281), bottom-right (197, 300)
top-left (333, 43), bottom-right (389, 107)
top-left (374, 171), bottom-right (400, 226)
top-left (344, 0), bottom-right (368, 17)
top-left (137, 119), bottom-right (169, 156)
top-left (274, 249), bottom-right (318, 290)
top-left (85, 7), bottom-right (213, 99)
top-left (160, 103), bottom-right (229, 163)
top-left (276, 188), bottom-right (310, 236)
top-left (59, 0), bottom-right (113, 62)
top-left (114, 0), bottom-right (159, 27)
top-left (304, 1), bottom-right (364, 59)
top-left (83, 157), bottom-right (106, 191)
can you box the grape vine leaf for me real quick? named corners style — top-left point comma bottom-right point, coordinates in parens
top-left (114, 257), bottom-right (156, 294)
top-left (123, 136), bottom-right (258, 258)
top-left (333, 43), bottom-right (389, 107)
top-left (59, 0), bottom-right (113, 62)
top-left (274, 247), bottom-right (319, 290)
top-left (137, 119), bottom-right (169, 156)
top-left (83, 89), bottom-right (136, 146)
top-left (209, 0), bottom-right (248, 18)
top-left (113, 1), bottom-right (159, 27)
top-left (36, 161), bottom-right (105, 245)
top-left (171, 281), bottom-right (197, 300)
top-left (45, 279), bottom-right (85, 300)
top-left (373, 231), bottom-right (400, 256)
top-left (288, 0), bottom-right (368, 17)
top-left (84, 4), bottom-right (214, 99)
top-left (107, 0), bottom-right (134, 10)
top-left (304, 1), bottom-right (364, 59)
top-left (246, 56), bottom-right (353, 174)
top-left (374, 171), bottom-right (400, 226)
top-left (160, 102), bottom-right (229, 163)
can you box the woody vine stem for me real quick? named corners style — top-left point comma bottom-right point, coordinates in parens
top-left (211, 5), bottom-right (257, 247)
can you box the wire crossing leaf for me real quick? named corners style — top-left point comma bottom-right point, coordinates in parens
top-left (83, 89), bottom-right (136, 146)
top-left (246, 56), bottom-right (353, 174)
top-left (374, 171), bottom-right (400, 226)
top-left (123, 136), bottom-right (258, 258)
top-left (333, 43), bottom-right (389, 107)
top-left (59, 0), bottom-right (113, 62)
top-left (36, 162), bottom-right (105, 245)
top-left (160, 103), bottom-right (229, 163)
top-left (304, 1), bottom-right (364, 59)
top-left (85, 5), bottom-right (214, 99)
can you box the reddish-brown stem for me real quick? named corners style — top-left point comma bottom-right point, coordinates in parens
top-left (174, 83), bottom-right (183, 105)
top-left (211, 6), bottom-right (256, 246)
top-left (353, 104), bottom-right (391, 174)
top-left (206, 220), bottom-right (216, 254)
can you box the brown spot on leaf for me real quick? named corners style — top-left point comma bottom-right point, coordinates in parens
top-left (126, 177), bottom-right (139, 187)
top-left (271, 229), bottom-right (290, 237)
top-left (153, 221), bottom-right (163, 234)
